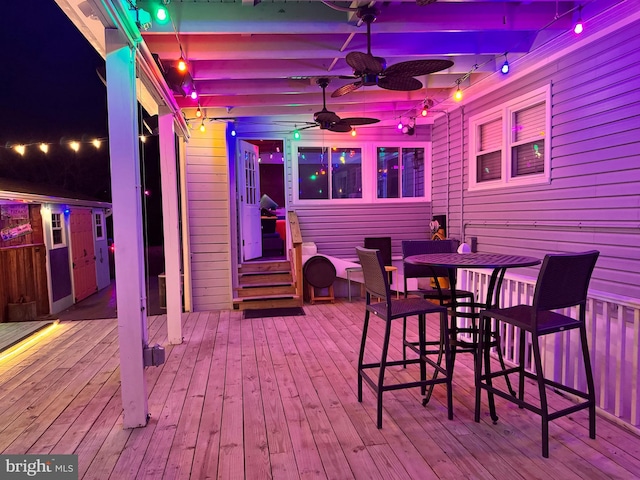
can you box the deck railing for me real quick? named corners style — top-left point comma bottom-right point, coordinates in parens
top-left (287, 211), bottom-right (304, 306)
top-left (458, 268), bottom-right (640, 430)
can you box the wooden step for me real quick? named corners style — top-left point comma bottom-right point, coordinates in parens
top-left (239, 272), bottom-right (293, 285)
top-left (235, 284), bottom-right (296, 297)
top-left (239, 260), bottom-right (290, 273)
top-left (233, 295), bottom-right (301, 310)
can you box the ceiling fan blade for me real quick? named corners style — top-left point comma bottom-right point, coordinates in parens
top-left (341, 117), bottom-right (380, 126)
top-left (377, 75), bottom-right (423, 91)
top-left (346, 52), bottom-right (383, 75)
top-left (297, 124), bottom-right (319, 132)
top-left (383, 59), bottom-right (454, 78)
top-left (331, 81), bottom-right (363, 98)
top-left (314, 109), bottom-right (340, 124)
top-left (328, 121), bottom-right (353, 133)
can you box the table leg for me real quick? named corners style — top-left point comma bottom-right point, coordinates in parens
top-left (347, 270), bottom-right (352, 302)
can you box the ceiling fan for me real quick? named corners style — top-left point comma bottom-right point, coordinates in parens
top-left (332, 6), bottom-right (454, 98)
top-left (300, 77), bottom-right (380, 133)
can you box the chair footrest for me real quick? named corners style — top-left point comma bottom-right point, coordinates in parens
top-left (359, 369), bottom-right (449, 394)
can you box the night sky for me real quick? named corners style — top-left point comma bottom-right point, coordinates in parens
top-left (0, 1), bottom-right (163, 244)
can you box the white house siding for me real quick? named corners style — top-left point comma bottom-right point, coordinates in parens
top-left (431, 15), bottom-right (640, 300)
top-left (292, 203), bottom-right (432, 260)
top-left (185, 123), bottom-right (233, 311)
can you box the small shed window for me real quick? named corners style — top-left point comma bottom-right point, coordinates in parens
top-left (52, 213), bottom-right (64, 245)
top-left (95, 212), bottom-right (105, 240)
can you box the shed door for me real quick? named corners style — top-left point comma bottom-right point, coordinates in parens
top-left (239, 140), bottom-right (262, 261)
top-left (70, 208), bottom-right (97, 302)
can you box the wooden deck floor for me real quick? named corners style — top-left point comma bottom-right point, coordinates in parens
top-left (1, 300), bottom-right (640, 479)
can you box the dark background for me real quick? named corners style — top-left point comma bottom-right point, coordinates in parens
top-left (0, 0), bottom-right (163, 246)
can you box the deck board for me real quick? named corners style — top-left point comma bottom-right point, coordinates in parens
top-left (1, 300), bottom-right (640, 479)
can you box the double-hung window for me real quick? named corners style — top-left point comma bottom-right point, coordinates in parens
top-left (297, 146), bottom-right (362, 200)
top-left (377, 147), bottom-right (426, 199)
top-left (470, 85), bottom-right (550, 190)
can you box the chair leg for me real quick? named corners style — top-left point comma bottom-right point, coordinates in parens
top-left (518, 329), bottom-right (526, 407)
top-left (579, 325), bottom-right (597, 439)
top-left (474, 314), bottom-right (485, 423)
top-left (418, 314), bottom-right (427, 396)
top-left (357, 310), bottom-right (371, 403)
top-left (531, 334), bottom-right (549, 458)
top-left (442, 310), bottom-right (454, 420)
top-left (483, 317), bottom-right (498, 424)
top-left (377, 319), bottom-right (393, 429)
top-left (402, 317), bottom-right (408, 367)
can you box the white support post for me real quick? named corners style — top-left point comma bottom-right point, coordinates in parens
top-left (105, 28), bottom-right (149, 428)
top-left (178, 137), bottom-right (193, 312)
top-left (158, 109), bottom-right (183, 344)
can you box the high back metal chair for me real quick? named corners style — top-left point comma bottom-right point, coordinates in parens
top-left (475, 250), bottom-right (599, 458)
top-left (355, 246), bottom-right (453, 428)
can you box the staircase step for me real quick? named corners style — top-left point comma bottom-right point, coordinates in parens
top-left (233, 295), bottom-right (301, 310)
top-left (239, 261), bottom-right (290, 273)
top-left (235, 284), bottom-right (296, 297)
top-left (239, 272), bottom-right (292, 285)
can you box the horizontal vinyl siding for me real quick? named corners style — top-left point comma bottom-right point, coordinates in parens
top-left (293, 203), bottom-right (432, 260)
top-left (186, 123), bottom-right (233, 311)
top-left (435, 17), bottom-right (640, 299)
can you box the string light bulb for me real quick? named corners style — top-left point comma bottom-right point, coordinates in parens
top-left (14, 145), bottom-right (26, 156)
top-left (199, 121), bottom-right (205, 133)
top-left (293, 129), bottom-right (301, 140)
top-left (190, 90), bottom-right (198, 100)
top-left (501, 53), bottom-right (510, 74)
top-left (454, 81), bottom-right (463, 102)
top-left (421, 106), bottom-right (428, 117)
top-left (70, 141), bottom-right (80, 152)
top-left (351, 127), bottom-right (357, 137)
top-left (574, 6), bottom-right (584, 34)
top-left (92, 139), bottom-right (101, 148)
top-left (177, 46), bottom-right (187, 72)
top-left (195, 106), bottom-right (202, 118)
top-left (39, 143), bottom-right (48, 153)
top-left (397, 120), bottom-right (404, 130)
top-left (140, 135), bottom-right (147, 143)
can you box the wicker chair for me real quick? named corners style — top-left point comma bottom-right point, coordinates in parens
top-left (475, 250), bottom-right (599, 457)
top-left (356, 246), bottom-right (453, 428)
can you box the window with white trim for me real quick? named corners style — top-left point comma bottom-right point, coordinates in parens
top-left (469, 85), bottom-right (550, 190)
top-left (95, 212), bottom-right (105, 240)
top-left (297, 146), bottom-right (362, 200)
top-left (377, 147), bottom-right (425, 199)
top-left (51, 213), bottom-right (65, 246)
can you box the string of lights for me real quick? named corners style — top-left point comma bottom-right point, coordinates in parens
top-left (0, 134), bottom-right (158, 157)
top-left (392, 1), bottom-right (588, 134)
